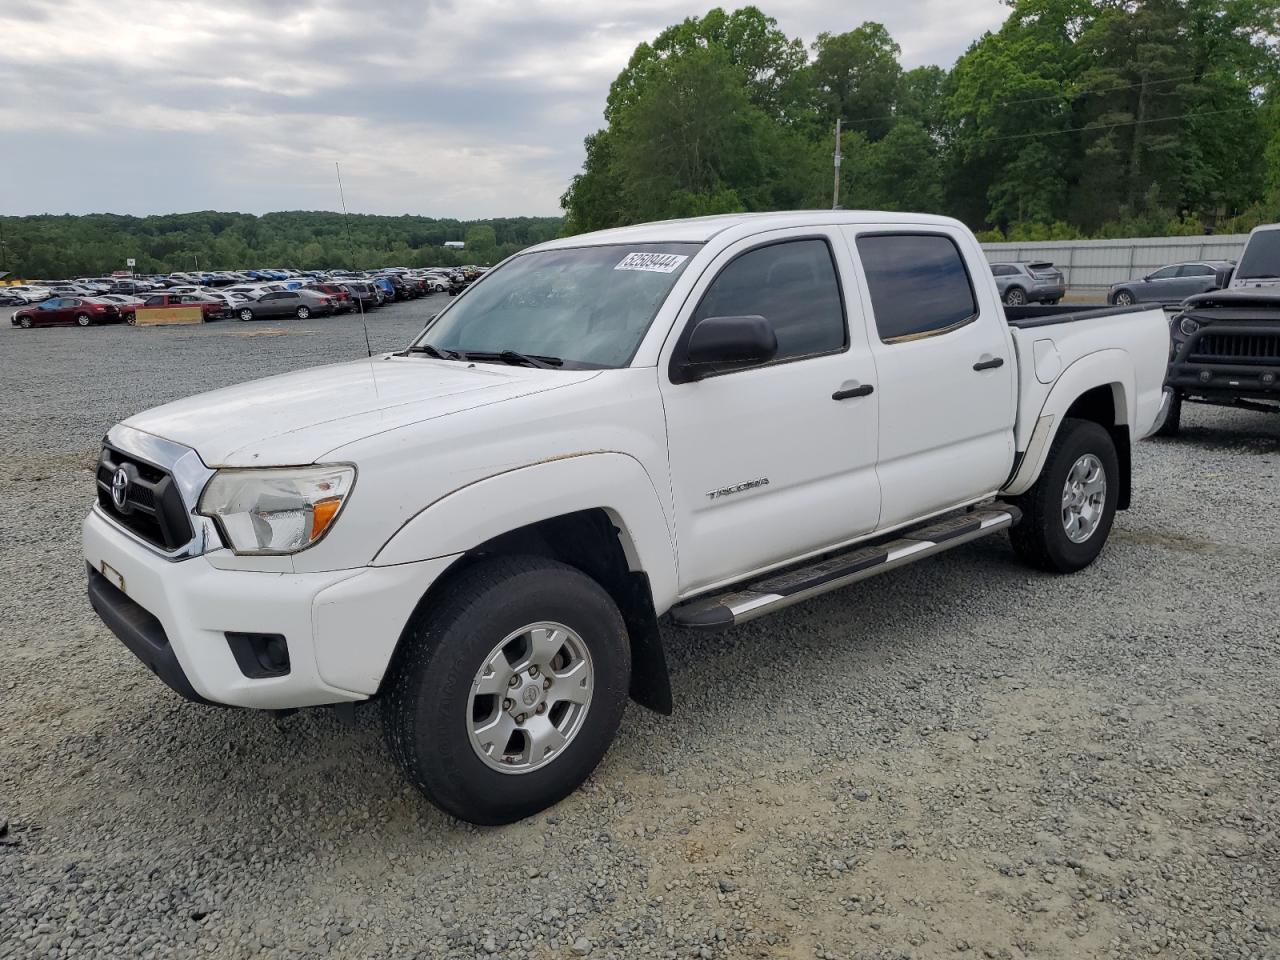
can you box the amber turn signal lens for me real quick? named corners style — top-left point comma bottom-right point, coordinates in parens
top-left (310, 497), bottom-right (342, 541)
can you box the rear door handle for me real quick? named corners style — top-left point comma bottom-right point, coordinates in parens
top-left (973, 356), bottom-right (1005, 371)
top-left (832, 382), bottom-right (874, 401)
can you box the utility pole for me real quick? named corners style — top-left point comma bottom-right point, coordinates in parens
top-left (832, 118), bottom-right (843, 209)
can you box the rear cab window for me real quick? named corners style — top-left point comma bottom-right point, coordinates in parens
top-left (854, 233), bottom-right (979, 343)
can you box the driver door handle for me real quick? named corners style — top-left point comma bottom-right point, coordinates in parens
top-left (832, 382), bottom-right (874, 401)
top-left (973, 355), bottom-right (1005, 371)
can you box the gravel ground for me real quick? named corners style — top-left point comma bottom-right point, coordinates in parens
top-left (1, 297), bottom-right (1277, 960)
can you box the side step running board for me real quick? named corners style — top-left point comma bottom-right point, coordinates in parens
top-left (670, 506), bottom-right (1021, 630)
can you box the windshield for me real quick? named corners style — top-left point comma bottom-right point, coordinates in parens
top-left (416, 242), bottom-right (701, 368)
top-left (1237, 229), bottom-right (1280, 279)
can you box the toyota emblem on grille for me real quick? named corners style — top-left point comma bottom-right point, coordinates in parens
top-left (111, 467), bottom-right (130, 510)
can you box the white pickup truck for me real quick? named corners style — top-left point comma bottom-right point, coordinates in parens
top-left (84, 211), bottom-right (1170, 824)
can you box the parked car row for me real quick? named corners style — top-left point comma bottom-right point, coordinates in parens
top-left (982, 255), bottom-right (1242, 309)
top-left (5, 264), bottom-right (494, 329)
top-left (1, 264), bottom-right (486, 308)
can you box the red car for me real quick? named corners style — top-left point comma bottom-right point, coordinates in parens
top-left (302, 283), bottom-right (353, 312)
top-left (12, 296), bottom-right (124, 328)
top-left (136, 292), bottom-right (227, 321)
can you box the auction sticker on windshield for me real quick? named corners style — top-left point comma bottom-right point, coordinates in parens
top-left (615, 252), bottom-right (689, 273)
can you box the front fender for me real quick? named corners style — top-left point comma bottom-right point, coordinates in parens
top-left (1004, 349), bottom-right (1133, 496)
top-left (371, 452), bottom-right (679, 612)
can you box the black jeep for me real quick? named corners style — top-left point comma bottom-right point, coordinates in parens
top-left (1159, 289), bottom-right (1280, 435)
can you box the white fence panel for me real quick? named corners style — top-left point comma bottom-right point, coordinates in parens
top-left (980, 235), bottom-right (1249, 292)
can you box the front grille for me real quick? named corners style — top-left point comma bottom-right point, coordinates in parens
top-left (96, 445), bottom-right (194, 551)
top-left (1190, 332), bottom-right (1280, 365)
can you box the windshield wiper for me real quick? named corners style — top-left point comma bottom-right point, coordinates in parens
top-left (466, 350), bottom-right (564, 369)
top-left (404, 342), bottom-right (463, 360)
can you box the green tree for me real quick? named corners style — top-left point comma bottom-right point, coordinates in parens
top-left (811, 23), bottom-right (903, 140)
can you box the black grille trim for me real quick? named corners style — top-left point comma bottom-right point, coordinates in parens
top-left (1189, 331), bottom-right (1280, 365)
top-left (96, 445), bottom-right (194, 551)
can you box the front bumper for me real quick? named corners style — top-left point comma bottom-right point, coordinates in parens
top-left (1167, 324), bottom-right (1280, 404)
top-left (83, 507), bottom-right (456, 708)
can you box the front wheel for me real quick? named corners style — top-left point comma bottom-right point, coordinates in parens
top-left (382, 556), bottom-right (631, 825)
top-left (19, 315), bottom-right (33, 328)
top-left (237, 308), bottom-right (254, 322)
top-left (1009, 418), bottom-right (1119, 574)
top-left (1113, 290), bottom-right (1135, 307)
top-left (1003, 287), bottom-right (1027, 307)
top-left (125, 313), bottom-right (136, 325)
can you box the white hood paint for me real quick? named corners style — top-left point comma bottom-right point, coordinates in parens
top-left (124, 355), bottom-right (599, 466)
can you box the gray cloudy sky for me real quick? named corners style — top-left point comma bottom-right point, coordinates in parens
top-left (0, 0), bottom-right (1007, 219)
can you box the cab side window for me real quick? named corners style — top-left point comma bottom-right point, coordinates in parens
top-left (856, 233), bottom-right (978, 343)
top-left (692, 239), bottom-right (846, 363)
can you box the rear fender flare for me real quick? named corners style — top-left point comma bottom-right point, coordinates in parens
top-left (1004, 349), bottom-right (1133, 496)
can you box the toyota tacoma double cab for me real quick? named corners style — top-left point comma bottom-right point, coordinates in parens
top-left (85, 211), bottom-right (1170, 824)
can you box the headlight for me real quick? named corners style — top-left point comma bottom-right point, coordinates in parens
top-left (198, 465), bottom-right (355, 554)
top-left (1179, 317), bottom-right (1200, 337)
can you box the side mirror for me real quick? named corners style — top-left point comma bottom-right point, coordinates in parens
top-left (678, 315), bottom-right (778, 381)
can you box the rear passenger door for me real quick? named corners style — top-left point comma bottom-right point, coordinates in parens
top-left (659, 229), bottom-right (881, 593)
top-left (1176, 263), bottom-right (1218, 297)
top-left (843, 228), bottom-right (1016, 529)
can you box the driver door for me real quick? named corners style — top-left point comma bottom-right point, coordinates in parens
top-left (659, 229), bottom-right (881, 595)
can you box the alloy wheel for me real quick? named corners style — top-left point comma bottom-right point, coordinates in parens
top-left (467, 622), bottom-right (594, 774)
top-left (1061, 453), bottom-right (1107, 543)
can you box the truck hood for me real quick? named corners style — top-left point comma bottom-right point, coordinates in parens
top-left (123, 355), bottom-right (599, 466)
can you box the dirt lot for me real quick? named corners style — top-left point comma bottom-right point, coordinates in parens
top-left (1, 298), bottom-right (1277, 960)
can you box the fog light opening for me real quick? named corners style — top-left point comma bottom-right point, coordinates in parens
top-left (225, 632), bottom-right (291, 678)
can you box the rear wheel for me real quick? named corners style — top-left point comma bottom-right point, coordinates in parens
top-left (1003, 287), bottom-right (1027, 307)
top-left (125, 313), bottom-right (136, 325)
top-left (1010, 418), bottom-right (1119, 573)
top-left (295, 306), bottom-right (311, 319)
top-left (382, 556), bottom-right (630, 825)
top-left (75, 313), bottom-right (92, 327)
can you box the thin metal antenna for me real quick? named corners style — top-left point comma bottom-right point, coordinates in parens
top-left (336, 161), bottom-right (373, 359)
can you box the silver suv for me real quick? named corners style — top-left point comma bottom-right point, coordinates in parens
top-left (990, 261), bottom-right (1066, 306)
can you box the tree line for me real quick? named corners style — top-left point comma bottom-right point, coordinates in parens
top-left (0, 212), bottom-right (563, 280)
top-left (561, 0), bottom-right (1280, 241)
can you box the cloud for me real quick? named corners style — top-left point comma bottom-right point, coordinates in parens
top-left (0, 0), bottom-right (1008, 218)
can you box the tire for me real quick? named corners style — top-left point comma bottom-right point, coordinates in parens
top-left (237, 308), bottom-right (254, 322)
top-left (75, 313), bottom-right (92, 327)
top-left (295, 306), bottom-right (310, 319)
top-left (1003, 287), bottom-right (1027, 307)
top-left (19, 315), bottom-right (32, 329)
top-left (382, 555), bottom-right (631, 825)
top-left (1009, 418), bottom-right (1119, 574)
top-left (125, 313), bottom-right (136, 325)
top-left (1113, 290), bottom-right (1135, 307)
top-left (1045, 298), bottom-right (1061, 305)
top-left (1153, 389), bottom-right (1182, 438)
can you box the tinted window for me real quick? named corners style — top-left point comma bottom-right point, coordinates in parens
top-left (1237, 229), bottom-right (1280, 279)
top-left (1178, 264), bottom-right (1215, 277)
top-left (856, 234), bottom-right (978, 342)
top-left (1149, 266), bottom-right (1179, 280)
top-left (693, 239), bottom-right (845, 361)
